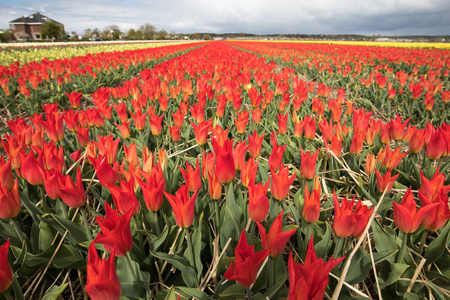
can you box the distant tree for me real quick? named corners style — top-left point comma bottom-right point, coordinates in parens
top-left (139, 23), bottom-right (156, 40)
top-left (41, 22), bottom-right (62, 39)
top-left (156, 30), bottom-right (168, 40)
top-left (202, 34), bottom-right (212, 40)
top-left (127, 28), bottom-right (143, 40)
top-left (83, 28), bottom-right (94, 39)
top-left (103, 25), bottom-right (121, 40)
top-left (190, 32), bottom-right (200, 40)
top-left (0, 29), bottom-right (12, 42)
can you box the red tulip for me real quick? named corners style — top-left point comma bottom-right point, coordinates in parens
top-left (149, 114), bottom-right (163, 136)
top-left (302, 184), bottom-right (321, 224)
top-left (364, 153), bottom-right (376, 175)
top-left (375, 169), bottom-right (399, 193)
top-left (257, 210), bottom-right (297, 257)
top-left (241, 158), bottom-right (258, 188)
top-left (85, 243), bottom-right (121, 300)
top-left (65, 91), bottom-right (82, 109)
top-left (287, 239), bottom-right (345, 300)
top-left (303, 115), bottom-right (316, 140)
top-left (106, 180), bottom-right (140, 216)
top-left (43, 169), bottom-right (64, 200)
top-left (169, 125), bottom-right (181, 142)
top-left (164, 185), bottom-right (197, 228)
top-left (191, 120), bottom-right (211, 146)
top-left (77, 126), bottom-right (90, 147)
top-left (137, 166), bottom-right (165, 212)
top-left (248, 130), bottom-right (264, 158)
top-left (114, 121), bottom-right (131, 139)
top-left (0, 158), bottom-right (14, 190)
top-left (419, 190), bottom-right (450, 231)
top-left (234, 110), bottom-right (249, 134)
top-left (268, 132), bottom-right (286, 172)
top-left (277, 112), bottom-right (288, 135)
top-left (300, 148), bottom-right (319, 180)
top-left (248, 179), bottom-right (270, 223)
top-left (332, 191), bottom-right (373, 239)
top-left (94, 202), bottom-right (133, 256)
top-left (426, 131), bottom-right (445, 160)
top-left (20, 151), bottom-right (45, 185)
top-left (59, 168), bottom-right (86, 208)
top-left (224, 229), bottom-right (269, 287)
top-left (130, 110), bottom-right (147, 131)
top-left (0, 179), bottom-right (21, 219)
top-left (212, 138), bottom-right (236, 184)
top-left (409, 128), bottom-right (425, 154)
top-left (207, 171), bottom-right (222, 200)
top-left (270, 164), bottom-right (296, 201)
top-left (93, 135), bottom-right (120, 165)
top-left (389, 114), bottom-right (411, 141)
top-left (0, 239), bottom-right (13, 294)
top-left (349, 131), bottom-right (365, 155)
top-left (179, 158), bottom-right (202, 192)
top-left (114, 103), bottom-right (128, 122)
top-left (90, 155), bottom-right (118, 187)
top-left (393, 188), bottom-right (439, 233)
top-left (419, 168), bottom-right (450, 202)
top-left (201, 150), bottom-right (215, 179)
top-left (232, 141), bottom-right (249, 171)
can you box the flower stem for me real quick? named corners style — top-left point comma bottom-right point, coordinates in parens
top-left (125, 252), bottom-right (138, 282)
top-left (214, 200), bottom-right (220, 230)
top-left (153, 211), bottom-right (161, 236)
top-left (246, 286), bottom-right (252, 300)
top-left (80, 208), bottom-right (92, 241)
top-left (185, 227), bottom-right (195, 269)
top-left (304, 222), bottom-right (312, 257)
top-left (268, 256), bottom-right (275, 288)
top-left (333, 236), bottom-right (344, 259)
top-left (417, 230), bottom-right (428, 260)
top-left (40, 185), bottom-right (48, 213)
top-left (248, 221), bottom-right (256, 245)
top-left (396, 232), bottom-right (408, 264)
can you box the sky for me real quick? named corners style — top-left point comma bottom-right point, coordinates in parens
top-left (1, 0), bottom-right (450, 36)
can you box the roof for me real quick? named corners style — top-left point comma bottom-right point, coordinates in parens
top-left (9, 12), bottom-right (63, 25)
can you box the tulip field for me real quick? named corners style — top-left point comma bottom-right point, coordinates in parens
top-left (0, 40), bottom-right (449, 300)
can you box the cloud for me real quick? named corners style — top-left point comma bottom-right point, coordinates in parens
top-left (0, 0), bottom-right (449, 35)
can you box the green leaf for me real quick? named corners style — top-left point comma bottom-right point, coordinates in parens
top-left (253, 274), bottom-right (288, 300)
top-left (164, 286), bottom-right (177, 300)
top-left (372, 219), bottom-right (399, 254)
top-left (380, 263), bottom-right (409, 287)
top-left (149, 225), bottom-right (170, 252)
top-left (346, 247), bottom-right (398, 285)
top-left (218, 283), bottom-right (246, 298)
top-left (151, 251), bottom-right (198, 288)
top-left (42, 283), bottom-right (68, 300)
top-left (10, 244), bottom-right (85, 269)
top-left (116, 256), bottom-right (151, 300)
top-left (0, 222), bottom-right (23, 247)
top-left (191, 213), bottom-right (204, 278)
top-left (424, 222), bottom-right (450, 266)
top-left (177, 287), bottom-right (213, 300)
top-left (51, 213), bottom-right (90, 244)
top-left (403, 292), bottom-right (421, 300)
top-left (20, 194), bottom-right (44, 224)
top-left (314, 224), bottom-right (331, 258)
top-left (38, 222), bottom-right (55, 251)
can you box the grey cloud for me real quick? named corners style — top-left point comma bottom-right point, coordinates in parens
top-left (0, 0), bottom-right (449, 35)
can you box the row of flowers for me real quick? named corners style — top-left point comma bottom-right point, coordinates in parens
top-left (0, 41), bottom-right (449, 299)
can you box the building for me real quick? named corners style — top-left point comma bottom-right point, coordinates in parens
top-left (9, 12), bottom-right (64, 41)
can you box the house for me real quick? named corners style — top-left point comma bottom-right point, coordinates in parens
top-left (9, 12), bottom-right (64, 41)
